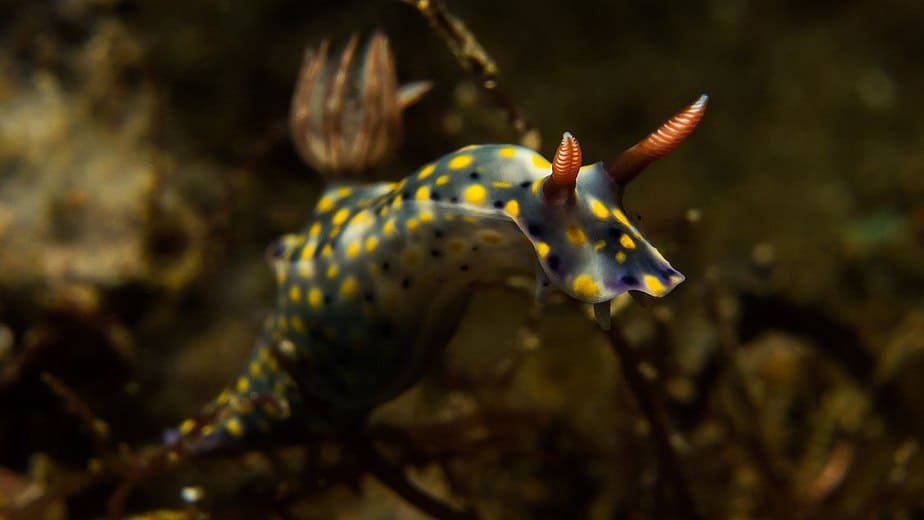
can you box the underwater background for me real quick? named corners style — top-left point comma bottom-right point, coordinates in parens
top-left (1, 0), bottom-right (922, 518)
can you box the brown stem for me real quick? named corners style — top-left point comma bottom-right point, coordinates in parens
top-left (606, 322), bottom-right (702, 520)
top-left (400, 0), bottom-right (541, 149)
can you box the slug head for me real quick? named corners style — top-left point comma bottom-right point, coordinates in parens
top-left (514, 96), bottom-right (707, 327)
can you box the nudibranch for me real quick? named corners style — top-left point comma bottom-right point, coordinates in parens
top-left (171, 92), bottom-right (708, 451)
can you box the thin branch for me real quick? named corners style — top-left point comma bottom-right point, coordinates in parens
top-left (606, 322), bottom-right (702, 520)
top-left (400, 0), bottom-right (541, 149)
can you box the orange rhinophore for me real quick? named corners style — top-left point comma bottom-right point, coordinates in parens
top-left (606, 94), bottom-right (708, 187)
top-left (543, 132), bottom-right (583, 203)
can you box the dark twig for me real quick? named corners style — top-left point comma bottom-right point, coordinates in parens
top-left (704, 287), bottom-right (792, 519)
top-left (341, 432), bottom-right (476, 519)
top-left (605, 322), bottom-right (702, 520)
top-left (269, 339), bottom-right (473, 519)
top-left (400, 0), bottom-right (541, 149)
top-left (41, 372), bottom-right (112, 456)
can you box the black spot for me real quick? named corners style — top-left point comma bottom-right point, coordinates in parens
top-left (542, 280), bottom-right (550, 287)
top-left (527, 223), bottom-right (543, 237)
top-left (388, 196), bottom-right (397, 206)
top-left (621, 275), bottom-right (638, 286)
top-left (401, 277), bottom-right (412, 289)
top-left (364, 292), bottom-right (375, 303)
top-left (323, 294), bottom-right (332, 304)
top-left (430, 249), bottom-right (442, 258)
top-left (270, 241), bottom-right (286, 259)
top-left (661, 269), bottom-right (675, 279)
top-left (519, 180), bottom-right (532, 188)
top-left (449, 196), bottom-right (459, 203)
top-left (434, 229), bottom-right (445, 238)
top-left (493, 200), bottom-right (505, 208)
top-left (469, 172), bottom-right (480, 179)
top-left (547, 254), bottom-right (561, 271)
top-left (381, 261), bottom-right (390, 272)
top-left (401, 190), bottom-right (412, 201)
top-left (430, 191), bottom-right (441, 201)
top-left (471, 245), bottom-right (479, 251)
top-left (460, 264), bottom-right (470, 272)
top-left (309, 328), bottom-right (325, 341)
top-left (607, 227), bottom-right (622, 239)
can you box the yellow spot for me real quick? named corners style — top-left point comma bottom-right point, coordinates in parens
top-left (402, 248), bottom-right (421, 267)
top-left (179, 419), bottom-right (195, 435)
top-left (531, 154), bottom-right (551, 169)
top-left (200, 424), bottom-right (215, 437)
top-left (499, 147), bottom-right (516, 158)
top-left (463, 184), bottom-right (487, 205)
top-left (504, 199), bottom-right (520, 217)
top-left (297, 262), bottom-right (314, 278)
top-left (383, 219), bottom-right (396, 236)
top-left (435, 175), bottom-right (450, 186)
top-left (480, 230), bottom-right (503, 244)
top-left (612, 208), bottom-right (631, 227)
top-left (391, 196), bottom-right (403, 209)
top-left (309, 222), bottom-right (322, 237)
top-left (406, 218), bottom-right (419, 232)
top-left (462, 216), bottom-right (476, 224)
top-left (236, 377), bottom-right (250, 393)
top-left (217, 389), bottom-right (231, 405)
top-left (335, 186), bottom-right (353, 198)
top-left (535, 241), bottom-right (550, 259)
top-left (643, 274), bottom-right (667, 296)
top-left (620, 234), bottom-right (636, 249)
top-left (316, 195), bottom-right (335, 212)
top-left (364, 236), bottom-right (378, 253)
top-left (416, 186), bottom-right (431, 201)
top-left (448, 154), bottom-right (473, 170)
top-left (332, 208), bottom-right (350, 226)
top-left (346, 241), bottom-right (360, 259)
top-left (447, 239), bottom-right (466, 254)
top-left (326, 264), bottom-right (338, 278)
top-left (491, 181), bottom-right (513, 188)
top-left (248, 360), bottom-right (264, 379)
top-left (590, 199), bottom-right (610, 220)
top-left (300, 244), bottom-right (316, 260)
top-left (347, 210), bottom-right (373, 228)
top-left (418, 163), bottom-right (436, 179)
top-left (378, 204), bottom-right (389, 217)
top-left (340, 276), bottom-right (357, 299)
top-left (565, 225), bottom-right (587, 245)
top-left (275, 267), bottom-right (286, 285)
top-left (594, 240), bottom-right (607, 251)
top-left (616, 251), bottom-right (627, 264)
top-left (531, 178), bottom-right (543, 194)
top-left (321, 244), bottom-right (333, 257)
top-left (572, 275), bottom-right (600, 299)
top-left (308, 287), bottom-right (323, 309)
top-left (289, 285), bottom-right (301, 303)
top-left (290, 316), bottom-right (304, 332)
top-left (277, 315), bottom-right (287, 332)
top-left (225, 417), bottom-right (244, 438)
top-left (419, 210), bottom-right (433, 223)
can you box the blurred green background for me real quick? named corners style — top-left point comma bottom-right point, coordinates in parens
top-left (1, 0), bottom-right (922, 518)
